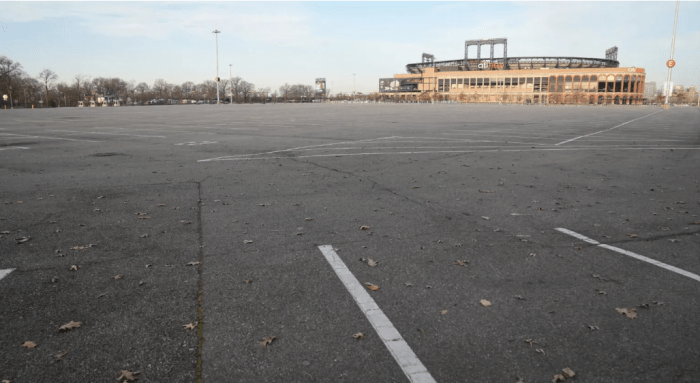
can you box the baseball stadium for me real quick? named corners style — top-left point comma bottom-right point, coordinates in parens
top-left (378, 38), bottom-right (646, 104)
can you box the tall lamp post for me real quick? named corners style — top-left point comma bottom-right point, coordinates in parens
top-left (664, 1), bottom-right (679, 107)
top-left (353, 74), bottom-right (356, 102)
top-left (229, 63), bottom-right (233, 104)
top-left (213, 29), bottom-right (221, 105)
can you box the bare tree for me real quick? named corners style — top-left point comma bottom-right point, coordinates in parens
top-left (279, 83), bottom-right (290, 102)
top-left (240, 81), bottom-right (255, 103)
top-left (229, 76), bottom-right (242, 102)
top-left (0, 56), bottom-right (23, 108)
top-left (38, 69), bottom-right (58, 107)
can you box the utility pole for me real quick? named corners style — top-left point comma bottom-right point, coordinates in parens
top-left (229, 64), bottom-right (233, 105)
top-left (664, 2), bottom-right (679, 107)
top-left (213, 29), bottom-right (221, 105)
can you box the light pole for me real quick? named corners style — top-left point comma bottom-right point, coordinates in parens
top-left (229, 63), bottom-right (233, 104)
top-left (664, 1), bottom-right (679, 107)
top-left (213, 29), bottom-right (221, 105)
top-left (353, 74), bottom-right (356, 102)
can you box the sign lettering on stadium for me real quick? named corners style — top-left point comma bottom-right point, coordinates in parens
top-left (477, 61), bottom-right (505, 70)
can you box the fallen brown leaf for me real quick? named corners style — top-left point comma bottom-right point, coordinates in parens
top-left (245, 279), bottom-right (253, 284)
top-left (21, 341), bottom-right (37, 349)
top-left (304, 218), bottom-right (313, 221)
top-left (259, 336), bottom-right (276, 347)
top-left (627, 233), bottom-right (637, 238)
top-left (113, 275), bottom-right (123, 280)
top-left (69, 265), bottom-right (79, 271)
top-left (411, 186), bottom-right (420, 189)
top-left (117, 370), bottom-right (139, 382)
top-left (55, 350), bottom-right (68, 361)
top-left (365, 282), bottom-right (379, 291)
top-left (616, 308), bottom-right (637, 319)
top-left (417, 328), bottom-right (425, 334)
top-left (454, 260), bottom-right (468, 266)
top-left (359, 225), bottom-right (370, 230)
top-left (59, 321), bottom-right (82, 332)
top-left (138, 217), bottom-right (150, 220)
top-left (691, 222), bottom-right (700, 225)
top-left (186, 261), bottom-right (201, 266)
top-left (441, 310), bottom-right (448, 315)
top-left (524, 339), bottom-right (536, 346)
top-left (183, 322), bottom-right (198, 330)
top-left (16, 201), bottom-right (23, 204)
top-left (352, 333), bottom-right (364, 340)
top-left (157, 204), bottom-right (166, 207)
top-left (552, 374), bottom-right (566, 382)
top-left (480, 299), bottom-right (492, 307)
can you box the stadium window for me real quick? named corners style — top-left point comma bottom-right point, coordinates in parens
top-left (573, 76), bottom-right (581, 91)
top-left (526, 77), bottom-right (533, 90)
top-left (599, 76), bottom-right (607, 92)
top-left (497, 78), bottom-right (504, 86)
top-left (630, 75), bottom-right (635, 93)
top-left (556, 76), bottom-right (564, 92)
top-left (477, 78), bottom-right (483, 87)
top-left (590, 75), bottom-right (599, 92)
top-left (582, 76), bottom-right (589, 92)
top-left (519, 77), bottom-right (526, 88)
top-left (614, 75), bottom-right (622, 92)
top-left (458, 78), bottom-right (463, 85)
top-left (534, 77), bottom-right (541, 92)
top-left (622, 75), bottom-right (630, 92)
top-left (565, 76), bottom-right (572, 92)
top-left (452, 78), bottom-right (457, 85)
top-left (548, 76), bottom-right (556, 92)
top-left (470, 78), bottom-right (476, 87)
top-left (504, 78), bottom-right (511, 86)
top-left (484, 78), bottom-right (491, 87)
top-left (438, 79), bottom-right (444, 92)
top-left (606, 75), bottom-right (615, 92)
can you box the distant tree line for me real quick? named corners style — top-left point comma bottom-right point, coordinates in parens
top-left (0, 55), bottom-right (343, 108)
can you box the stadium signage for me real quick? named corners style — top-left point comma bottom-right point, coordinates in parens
top-left (477, 61), bottom-right (505, 70)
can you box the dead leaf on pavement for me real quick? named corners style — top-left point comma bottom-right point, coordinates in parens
top-left (157, 204), bottom-right (166, 207)
top-left (441, 310), bottom-right (448, 315)
top-left (135, 212), bottom-right (147, 215)
top-left (304, 218), bottom-right (313, 221)
top-left (480, 299), bottom-right (492, 307)
top-left (15, 236), bottom-right (31, 244)
top-left (69, 265), bottom-right (79, 271)
top-left (587, 325), bottom-right (599, 331)
top-left (454, 260), bottom-right (468, 266)
top-left (360, 258), bottom-right (378, 267)
top-left (627, 233), bottom-right (637, 238)
top-left (113, 275), bottom-right (123, 280)
top-left (524, 339), bottom-right (537, 346)
top-left (352, 333), bottom-right (364, 340)
top-left (417, 328), bottom-right (425, 334)
top-left (244, 240), bottom-right (253, 244)
top-left (245, 279), bottom-right (253, 284)
top-left (259, 336), bottom-right (276, 347)
top-left (21, 341), bottom-right (37, 349)
top-left (55, 350), bottom-right (68, 361)
top-left (616, 308), bottom-right (637, 319)
top-left (691, 222), bottom-right (700, 225)
top-left (562, 368), bottom-right (575, 378)
top-left (481, 216), bottom-right (490, 220)
top-left (59, 321), bottom-right (82, 332)
top-left (364, 282), bottom-right (379, 291)
top-left (16, 201), bottom-right (23, 204)
top-left (411, 186), bottom-right (420, 189)
top-left (596, 290), bottom-right (607, 295)
top-left (117, 370), bottom-right (139, 382)
top-left (138, 217), bottom-right (150, 220)
top-left (183, 322), bottom-right (198, 330)
top-left (552, 374), bottom-right (566, 382)
top-left (186, 262), bottom-right (201, 266)
top-left (359, 225), bottom-right (370, 230)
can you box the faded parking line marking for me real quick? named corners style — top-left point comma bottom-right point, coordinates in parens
top-left (0, 133), bottom-right (104, 143)
top-left (318, 245), bottom-right (436, 383)
top-left (0, 147), bottom-right (29, 151)
top-left (556, 228), bottom-right (700, 283)
top-left (555, 111), bottom-right (663, 146)
top-left (0, 268), bottom-right (15, 281)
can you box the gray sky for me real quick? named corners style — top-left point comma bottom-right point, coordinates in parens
top-left (1, 2), bottom-right (698, 94)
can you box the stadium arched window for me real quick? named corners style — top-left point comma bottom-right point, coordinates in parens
top-left (614, 95), bottom-right (620, 104)
top-left (606, 75), bottom-right (615, 92)
top-left (557, 76), bottom-right (564, 92)
top-left (549, 76), bottom-right (556, 92)
top-left (573, 76), bottom-right (581, 92)
top-left (589, 75), bottom-right (597, 92)
top-left (623, 75), bottom-right (630, 92)
top-left (598, 76), bottom-right (607, 92)
top-left (598, 95), bottom-right (604, 104)
top-left (565, 76), bottom-right (572, 92)
top-left (614, 75), bottom-right (623, 92)
top-left (589, 95), bottom-right (596, 104)
top-left (581, 76), bottom-right (589, 92)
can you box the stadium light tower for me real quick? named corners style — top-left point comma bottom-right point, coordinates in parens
top-left (664, 2), bottom-right (679, 106)
top-left (213, 29), bottom-right (221, 105)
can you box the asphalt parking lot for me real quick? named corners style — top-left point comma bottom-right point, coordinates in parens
top-left (1, 103), bottom-right (699, 383)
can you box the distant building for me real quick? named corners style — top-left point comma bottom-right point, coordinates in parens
top-left (662, 82), bottom-right (674, 96)
top-left (673, 85), bottom-right (684, 92)
top-left (687, 86), bottom-right (697, 95)
top-left (643, 81), bottom-right (657, 99)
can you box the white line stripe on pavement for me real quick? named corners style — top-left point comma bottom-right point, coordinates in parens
top-left (0, 133), bottom-right (104, 143)
top-left (0, 268), bottom-right (15, 280)
top-left (317, 245), bottom-right (436, 383)
top-left (555, 111), bottom-right (662, 146)
top-left (0, 147), bottom-right (29, 151)
top-left (555, 228), bottom-right (700, 283)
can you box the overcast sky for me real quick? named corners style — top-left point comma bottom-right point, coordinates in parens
top-left (1, 1), bottom-right (698, 94)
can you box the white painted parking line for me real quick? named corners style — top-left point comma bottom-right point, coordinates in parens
top-left (318, 245), bottom-right (436, 383)
top-left (555, 228), bottom-right (700, 283)
top-left (0, 147), bottom-right (29, 151)
top-left (175, 141), bottom-right (218, 146)
top-left (555, 111), bottom-right (662, 146)
top-left (0, 268), bottom-right (15, 281)
top-left (0, 133), bottom-right (104, 143)
top-left (47, 130), bottom-right (166, 138)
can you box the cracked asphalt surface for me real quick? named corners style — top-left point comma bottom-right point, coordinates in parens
top-left (1, 104), bottom-right (699, 382)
